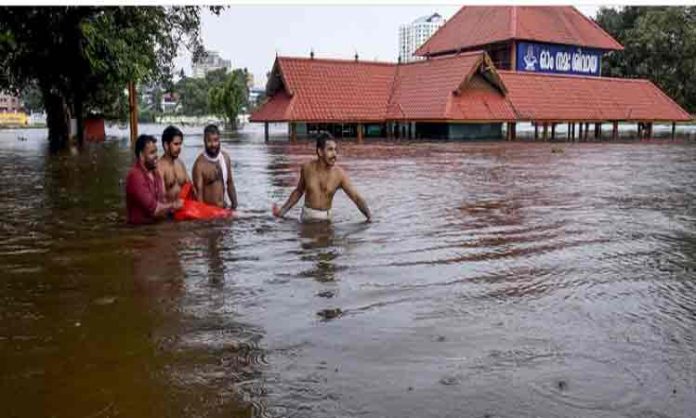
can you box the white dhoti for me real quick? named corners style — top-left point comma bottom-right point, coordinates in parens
top-left (301, 206), bottom-right (332, 222)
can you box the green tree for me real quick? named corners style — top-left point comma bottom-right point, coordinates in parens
top-left (0, 6), bottom-right (220, 149)
top-left (20, 83), bottom-right (44, 113)
top-left (172, 67), bottom-right (228, 116)
top-left (174, 75), bottom-right (210, 116)
top-left (208, 68), bottom-right (249, 130)
top-left (595, 6), bottom-right (696, 113)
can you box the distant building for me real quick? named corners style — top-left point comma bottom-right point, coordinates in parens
top-left (398, 13), bottom-right (445, 63)
top-left (0, 92), bottom-right (22, 113)
top-left (192, 50), bottom-right (232, 79)
top-left (161, 92), bottom-right (180, 114)
top-left (249, 87), bottom-right (265, 106)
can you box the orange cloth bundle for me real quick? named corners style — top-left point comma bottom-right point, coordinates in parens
top-left (173, 183), bottom-right (234, 221)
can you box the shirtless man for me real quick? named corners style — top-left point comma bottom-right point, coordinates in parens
top-left (273, 132), bottom-right (371, 222)
top-left (157, 125), bottom-right (191, 202)
top-left (191, 124), bottom-right (238, 209)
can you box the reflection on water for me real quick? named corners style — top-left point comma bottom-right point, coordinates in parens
top-left (2, 126), bottom-right (696, 417)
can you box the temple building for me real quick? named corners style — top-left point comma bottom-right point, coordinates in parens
top-left (250, 6), bottom-right (691, 141)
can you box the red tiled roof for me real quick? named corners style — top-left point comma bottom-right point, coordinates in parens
top-left (500, 71), bottom-right (692, 122)
top-left (415, 6), bottom-right (623, 57)
top-left (250, 57), bottom-right (395, 122)
top-left (386, 52), bottom-right (515, 121)
top-left (251, 52), bottom-right (515, 123)
top-left (250, 52), bottom-right (690, 124)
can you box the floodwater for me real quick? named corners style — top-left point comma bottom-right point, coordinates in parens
top-left (2, 125), bottom-right (696, 417)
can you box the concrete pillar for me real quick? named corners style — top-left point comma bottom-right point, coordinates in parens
top-left (264, 122), bottom-right (269, 142)
top-left (672, 122), bottom-right (676, 140)
top-left (534, 122), bottom-right (539, 140)
top-left (647, 122), bottom-right (653, 139)
top-left (543, 123), bottom-right (549, 141)
top-left (511, 122), bottom-right (516, 141)
top-left (551, 123), bottom-right (556, 140)
top-left (567, 123), bottom-right (572, 141)
top-left (357, 123), bottom-right (364, 142)
top-left (290, 122), bottom-right (297, 142)
top-left (612, 121), bottom-right (618, 140)
top-left (637, 122), bottom-right (642, 139)
top-left (594, 123), bottom-right (601, 140)
top-left (584, 123), bottom-right (590, 141)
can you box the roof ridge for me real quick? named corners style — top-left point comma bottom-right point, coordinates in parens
top-left (415, 5), bottom-right (468, 56)
top-left (509, 6), bottom-right (517, 39)
top-left (643, 79), bottom-right (692, 119)
top-left (277, 55), bottom-right (396, 66)
top-left (407, 50), bottom-right (485, 66)
top-left (568, 5), bottom-right (624, 50)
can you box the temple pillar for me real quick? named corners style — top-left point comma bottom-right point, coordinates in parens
top-left (290, 122), bottom-right (297, 142)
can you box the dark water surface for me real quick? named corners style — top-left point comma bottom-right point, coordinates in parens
top-left (2, 125), bottom-right (696, 417)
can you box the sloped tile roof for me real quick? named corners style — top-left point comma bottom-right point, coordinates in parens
top-left (415, 6), bottom-right (623, 57)
top-left (385, 52), bottom-right (515, 121)
top-left (500, 71), bottom-right (692, 121)
top-left (250, 53), bottom-right (690, 124)
top-left (251, 52), bottom-right (516, 123)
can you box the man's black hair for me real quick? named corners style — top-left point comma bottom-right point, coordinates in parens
top-left (134, 134), bottom-right (157, 158)
top-left (204, 124), bottom-right (219, 138)
top-left (316, 131), bottom-right (335, 150)
top-left (162, 125), bottom-right (183, 146)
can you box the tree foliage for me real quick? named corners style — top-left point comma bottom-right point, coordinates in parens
top-left (0, 6), bottom-right (220, 147)
top-left (172, 67), bottom-right (228, 116)
top-left (208, 68), bottom-right (249, 130)
top-left (595, 6), bottom-right (696, 113)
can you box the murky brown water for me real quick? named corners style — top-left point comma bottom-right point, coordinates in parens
top-left (2, 125), bottom-right (696, 417)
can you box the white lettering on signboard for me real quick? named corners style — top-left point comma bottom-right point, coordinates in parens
top-left (555, 52), bottom-right (571, 72)
top-left (571, 49), bottom-right (598, 74)
top-left (519, 42), bottom-right (601, 75)
top-left (540, 49), bottom-right (554, 71)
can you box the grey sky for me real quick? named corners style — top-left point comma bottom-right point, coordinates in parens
top-left (175, 5), bottom-right (602, 88)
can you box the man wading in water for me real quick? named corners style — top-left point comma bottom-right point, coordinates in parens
top-left (192, 124), bottom-right (238, 209)
top-left (125, 134), bottom-right (183, 225)
top-left (157, 125), bottom-right (192, 203)
top-left (273, 132), bottom-right (371, 222)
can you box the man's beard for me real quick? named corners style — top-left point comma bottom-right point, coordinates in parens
top-left (206, 146), bottom-right (220, 158)
top-left (145, 159), bottom-right (157, 170)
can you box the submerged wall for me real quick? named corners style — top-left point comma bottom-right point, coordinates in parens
top-left (416, 122), bottom-right (503, 139)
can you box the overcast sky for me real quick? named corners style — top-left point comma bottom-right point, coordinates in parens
top-left (175, 5), bottom-right (603, 88)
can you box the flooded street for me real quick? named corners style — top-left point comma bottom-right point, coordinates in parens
top-left (2, 125), bottom-right (696, 417)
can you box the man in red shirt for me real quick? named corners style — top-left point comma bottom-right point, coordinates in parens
top-left (125, 134), bottom-right (182, 225)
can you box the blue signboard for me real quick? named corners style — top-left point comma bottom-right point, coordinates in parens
top-left (516, 41), bottom-right (603, 76)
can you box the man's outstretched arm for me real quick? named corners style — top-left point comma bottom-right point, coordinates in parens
top-left (273, 168), bottom-right (305, 218)
top-left (340, 171), bottom-right (371, 222)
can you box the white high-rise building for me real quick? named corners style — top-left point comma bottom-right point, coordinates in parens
top-left (191, 50), bottom-right (232, 78)
top-left (399, 13), bottom-right (445, 63)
